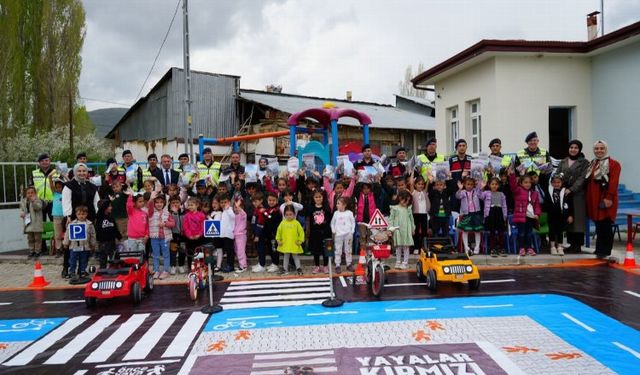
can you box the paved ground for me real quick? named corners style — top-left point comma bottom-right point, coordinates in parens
top-left (0, 252), bottom-right (638, 374)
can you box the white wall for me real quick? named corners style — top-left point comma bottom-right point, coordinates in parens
top-left (433, 55), bottom-right (592, 156)
top-left (0, 209), bottom-right (28, 253)
top-left (592, 40), bottom-right (640, 192)
top-left (494, 55), bottom-right (592, 153)
top-left (434, 58), bottom-right (496, 155)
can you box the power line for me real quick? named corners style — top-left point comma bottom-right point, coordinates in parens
top-left (80, 97), bottom-right (131, 107)
top-left (134, 0), bottom-right (181, 102)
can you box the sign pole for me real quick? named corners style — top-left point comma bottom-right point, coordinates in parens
top-left (201, 250), bottom-right (223, 314)
top-left (322, 239), bottom-right (344, 308)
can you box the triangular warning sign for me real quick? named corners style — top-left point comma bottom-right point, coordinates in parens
top-left (368, 209), bottom-right (388, 228)
top-left (205, 220), bottom-right (220, 237)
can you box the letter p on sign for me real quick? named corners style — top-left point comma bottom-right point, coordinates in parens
top-left (69, 223), bottom-right (87, 241)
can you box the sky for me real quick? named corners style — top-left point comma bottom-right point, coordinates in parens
top-left (79, 0), bottom-right (640, 111)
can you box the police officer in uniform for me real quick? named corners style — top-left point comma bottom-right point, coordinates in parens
top-left (31, 153), bottom-right (59, 221)
top-left (417, 138), bottom-right (445, 181)
top-left (117, 150), bottom-right (143, 191)
top-left (488, 138), bottom-right (513, 173)
top-left (142, 153), bottom-right (161, 182)
top-left (516, 132), bottom-right (551, 175)
top-left (197, 147), bottom-right (221, 185)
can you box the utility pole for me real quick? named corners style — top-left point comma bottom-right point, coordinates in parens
top-left (68, 92), bottom-right (74, 156)
top-left (183, 0), bottom-right (194, 161)
top-left (601, 0), bottom-right (605, 36)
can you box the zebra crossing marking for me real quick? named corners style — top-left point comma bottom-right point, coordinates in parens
top-left (2, 312), bottom-right (209, 367)
top-left (84, 313), bottom-right (150, 363)
top-left (122, 312), bottom-right (179, 361)
top-left (3, 315), bottom-right (90, 366)
top-left (45, 315), bottom-right (119, 365)
top-left (220, 277), bottom-right (334, 310)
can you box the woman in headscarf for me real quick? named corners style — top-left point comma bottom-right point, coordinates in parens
top-left (556, 140), bottom-right (590, 252)
top-left (62, 163), bottom-right (100, 222)
top-left (585, 141), bottom-right (621, 259)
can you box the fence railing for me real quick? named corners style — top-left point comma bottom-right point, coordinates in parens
top-left (0, 162), bottom-right (37, 207)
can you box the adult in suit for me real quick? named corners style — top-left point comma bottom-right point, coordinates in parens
top-left (153, 154), bottom-right (180, 186)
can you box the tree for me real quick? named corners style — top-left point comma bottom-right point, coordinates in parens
top-left (0, 0), bottom-right (86, 136)
top-left (398, 63), bottom-right (427, 99)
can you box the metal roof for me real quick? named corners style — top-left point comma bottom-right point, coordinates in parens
top-left (239, 90), bottom-right (435, 131)
top-left (394, 94), bottom-right (435, 109)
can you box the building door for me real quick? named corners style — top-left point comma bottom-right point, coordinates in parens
top-left (548, 107), bottom-right (573, 159)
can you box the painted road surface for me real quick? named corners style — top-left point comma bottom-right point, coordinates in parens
top-left (0, 266), bottom-right (638, 374)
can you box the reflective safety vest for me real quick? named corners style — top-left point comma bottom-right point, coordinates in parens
top-left (417, 153), bottom-right (445, 180)
top-left (197, 161), bottom-right (221, 185)
top-left (516, 148), bottom-right (549, 174)
top-left (118, 164), bottom-right (140, 191)
top-left (32, 168), bottom-right (59, 202)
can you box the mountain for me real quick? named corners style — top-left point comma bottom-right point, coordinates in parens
top-left (88, 107), bottom-right (128, 138)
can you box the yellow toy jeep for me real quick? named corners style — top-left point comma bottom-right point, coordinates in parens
top-left (416, 237), bottom-right (481, 291)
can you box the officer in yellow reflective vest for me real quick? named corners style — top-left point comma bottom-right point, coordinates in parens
top-left (31, 153), bottom-right (59, 221)
top-left (417, 138), bottom-right (445, 180)
top-left (488, 138), bottom-right (513, 173)
top-left (141, 153), bottom-right (160, 183)
top-left (197, 147), bottom-right (221, 185)
top-left (516, 132), bottom-right (550, 175)
top-left (117, 150), bottom-right (143, 191)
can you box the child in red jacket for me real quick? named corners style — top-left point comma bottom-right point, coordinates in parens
top-left (183, 197), bottom-right (206, 270)
top-left (508, 168), bottom-right (541, 256)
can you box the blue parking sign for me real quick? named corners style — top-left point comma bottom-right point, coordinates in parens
top-left (69, 223), bottom-right (87, 241)
top-left (204, 220), bottom-right (221, 238)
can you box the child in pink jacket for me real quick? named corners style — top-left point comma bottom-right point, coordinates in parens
top-left (182, 197), bottom-right (206, 270)
top-left (233, 198), bottom-right (248, 272)
top-left (125, 191), bottom-right (149, 254)
top-left (509, 170), bottom-right (541, 257)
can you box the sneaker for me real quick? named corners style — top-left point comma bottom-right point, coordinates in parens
top-left (213, 266), bottom-right (220, 272)
top-left (413, 249), bottom-right (419, 255)
top-left (64, 272), bottom-right (71, 279)
top-left (27, 252), bottom-right (36, 259)
top-left (178, 266), bottom-right (186, 274)
top-left (490, 249), bottom-right (499, 257)
top-left (346, 264), bottom-right (354, 272)
top-left (399, 263), bottom-right (408, 270)
top-left (61, 269), bottom-right (68, 278)
top-left (170, 266), bottom-right (176, 275)
top-left (527, 248), bottom-right (536, 256)
top-left (473, 248), bottom-right (480, 255)
top-left (34, 252), bottom-right (41, 258)
top-left (556, 247), bottom-right (564, 255)
top-left (235, 267), bottom-right (246, 273)
top-left (335, 266), bottom-right (342, 274)
top-left (322, 266), bottom-right (329, 274)
top-left (311, 266), bottom-right (320, 274)
top-left (159, 271), bottom-right (169, 280)
top-left (252, 264), bottom-right (265, 273)
top-left (68, 273), bottom-right (77, 280)
top-left (153, 271), bottom-right (160, 279)
top-left (519, 248), bottom-right (526, 256)
top-left (296, 268), bottom-right (303, 275)
top-left (550, 246), bottom-right (558, 256)
top-left (266, 264), bottom-right (279, 273)
top-left (394, 262), bottom-right (402, 269)
top-left (499, 249), bottom-right (508, 257)
top-left (221, 265), bottom-right (233, 273)
top-left (80, 271), bottom-right (89, 278)
top-left (280, 268), bottom-right (289, 276)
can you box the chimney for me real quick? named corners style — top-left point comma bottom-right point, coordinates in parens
top-left (587, 11), bottom-right (600, 41)
top-left (346, 91), bottom-right (352, 101)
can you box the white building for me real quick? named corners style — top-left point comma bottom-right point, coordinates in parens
top-left (412, 20), bottom-right (640, 190)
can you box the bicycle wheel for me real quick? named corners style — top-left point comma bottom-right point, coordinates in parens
top-left (188, 275), bottom-right (198, 301)
top-left (370, 263), bottom-right (385, 297)
top-left (366, 258), bottom-right (373, 284)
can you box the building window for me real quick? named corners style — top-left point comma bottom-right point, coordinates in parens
top-left (449, 106), bottom-right (459, 153)
top-left (469, 100), bottom-right (481, 154)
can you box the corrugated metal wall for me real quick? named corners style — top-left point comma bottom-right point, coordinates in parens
top-left (169, 68), bottom-right (238, 140)
top-left (117, 68), bottom-right (238, 142)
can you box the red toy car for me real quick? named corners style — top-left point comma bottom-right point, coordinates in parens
top-left (84, 250), bottom-right (153, 307)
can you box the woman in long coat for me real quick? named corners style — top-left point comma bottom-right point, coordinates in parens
top-left (585, 140), bottom-right (621, 259)
top-left (556, 140), bottom-right (590, 252)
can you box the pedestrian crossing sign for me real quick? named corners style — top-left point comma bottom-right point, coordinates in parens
top-left (204, 220), bottom-right (221, 238)
top-left (69, 223), bottom-right (87, 241)
top-left (368, 209), bottom-right (388, 228)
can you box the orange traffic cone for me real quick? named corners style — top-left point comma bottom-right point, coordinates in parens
top-left (28, 261), bottom-right (50, 288)
top-left (623, 243), bottom-right (637, 267)
top-left (354, 249), bottom-right (366, 276)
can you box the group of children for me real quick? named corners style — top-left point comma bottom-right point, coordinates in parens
top-left (21, 148), bottom-right (575, 280)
